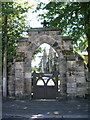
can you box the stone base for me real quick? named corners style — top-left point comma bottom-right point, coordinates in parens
top-left (14, 94), bottom-right (31, 100)
top-left (85, 94), bottom-right (90, 100)
top-left (57, 94), bottom-right (67, 100)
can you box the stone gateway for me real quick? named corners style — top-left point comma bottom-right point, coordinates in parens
top-left (8, 28), bottom-right (88, 99)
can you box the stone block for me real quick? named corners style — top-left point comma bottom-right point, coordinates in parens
top-left (15, 77), bottom-right (24, 81)
top-left (56, 31), bottom-right (61, 35)
top-left (67, 77), bottom-right (76, 82)
top-left (15, 68), bottom-right (24, 73)
top-left (76, 77), bottom-right (85, 83)
top-left (77, 88), bottom-right (86, 96)
top-left (63, 40), bottom-right (71, 46)
top-left (30, 32), bottom-right (38, 36)
top-left (35, 40), bottom-right (42, 46)
top-left (24, 79), bottom-right (31, 94)
top-left (76, 61), bottom-right (84, 67)
top-left (8, 75), bottom-right (15, 81)
top-left (38, 31), bottom-right (45, 35)
top-left (60, 78), bottom-right (66, 83)
top-left (77, 83), bottom-right (87, 87)
top-left (75, 64), bottom-right (84, 72)
top-left (67, 61), bottom-right (76, 68)
top-left (54, 35), bottom-right (62, 41)
top-left (17, 42), bottom-right (27, 52)
top-left (15, 62), bottom-right (24, 69)
top-left (25, 73), bottom-right (31, 79)
top-left (87, 72), bottom-right (90, 81)
top-left (24, 66), bottom-right (31, 72)
top-left (67, 83), bottom-right (76, 88)
top-left (67, 88), bottom-right (76, 94)
top-left (15, 81), bottom-right (24, 95)
top-left (49, 31), bottom-right (57, 35)
top-left (44, 31), bottom-right (49, 35)
top-left (15, 73), bottom-right (24, 78)
top-left (15, 84), bottom-right (24, 89)
top-left (8, 90), bottom-right (15, 96)
top-left (67, 55), bottom-right (76, 61)
top-left (62, 83), bottom-right (67, 88)
top-left (15, 90), bottom-right (24, 96)
top-left (63, 45), bottom-right (70, 50)
top-left (75, 72), bottom-right (85, 77)
top-left (63, 41), bottom-right (72, 50)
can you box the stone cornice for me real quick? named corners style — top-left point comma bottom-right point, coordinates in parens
top-left (28, 27), bottom-right (61, 32)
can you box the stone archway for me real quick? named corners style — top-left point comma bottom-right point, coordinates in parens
top-left (25, 29), bottom-right (67, 99)
top-left (31, 43), bottom-right (60, 99)
top-left (31, 43), bottom-right (59, 73)
top-left (7, 28), bottom-right (87, 99)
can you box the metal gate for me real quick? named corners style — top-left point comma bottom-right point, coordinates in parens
top-left (32, 72), bottom-right (58, 99)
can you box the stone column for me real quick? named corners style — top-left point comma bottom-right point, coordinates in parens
top-left (24, 52), bottom-right (32, 99)
top-left (58, 54), bottom-right (67, 99)
top-left (8, 63), bottom-right (15, 96)
top-left (66, 54), bottom-right (77, 98)
top-left (75, 56), bottom-right (87, 98)
top-left (15, 62), bottom-right (24, 97)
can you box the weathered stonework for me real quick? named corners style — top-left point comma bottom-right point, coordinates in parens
top-left (8, 28), bottom-right (88, 99)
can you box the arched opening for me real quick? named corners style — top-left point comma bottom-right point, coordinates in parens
top-left (31, 43), bottom-right (60, 99)
top-left (31, 43), bottom-right (59, 73)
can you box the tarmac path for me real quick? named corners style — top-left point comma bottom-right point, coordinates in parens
top-left (2, 98), bottom-right (90, 120)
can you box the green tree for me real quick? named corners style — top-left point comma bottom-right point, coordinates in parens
top-left (32, 47), bottom-right (42, 60)
top-left (36, 2), bottom-right (90, 71)
top-left (2, 2), bottom-right (31, 97)
top-left (2, 2), bottom-right (31, 62)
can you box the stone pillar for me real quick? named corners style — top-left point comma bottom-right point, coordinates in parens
top-left (24, 72), bottom-right (32, 96)
top-left (66, 54), bottom-right (77, 98)
top-left (58, 54), bottom-right (67, 99)
top-left (8, 63), bottom-right (15, 96)
top-left (24, 52), bottom-right (32, 99)
top-left (62, 37), bottom-right (76, 99)
top-left (87, 72), bottom-right (90, 98)
top-left (15, 62), bottom-right (24, 97)
top-left (75, 56), bottom-right (87, 98)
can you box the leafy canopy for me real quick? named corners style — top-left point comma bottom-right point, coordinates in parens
top-left (2, 2), bottom-right (32, 62)
top-left (36, 2), bottom-right (90, 53)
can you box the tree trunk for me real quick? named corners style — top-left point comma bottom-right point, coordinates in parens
top-left (85, 8), bottom-right (90, 72)
top-left (3, 47), bottom-right (7, 97)
top-left (3, 16), bottom-right (8, 97)
top-left (88, 39), bottom-right (90, 72)
top-left (87, 34), bottom-right (90, 72)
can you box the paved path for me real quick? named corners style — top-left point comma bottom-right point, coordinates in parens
top-left (2, 98), bottom-right (90, 120)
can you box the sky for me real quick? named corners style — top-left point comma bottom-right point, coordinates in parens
top-left (31, 43), bottom-right (50, 68)
top-left (20, 0), bottom-right (51, 69)
top-left (13, 0), bottom-right (49, 28)
top-left (27, 0), bottom-right (51, 68)
top-left (26, 0), bottom-right (50, 28)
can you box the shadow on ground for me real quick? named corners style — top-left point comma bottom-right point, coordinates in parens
top-left (2, 98), bottom-right (90, 120)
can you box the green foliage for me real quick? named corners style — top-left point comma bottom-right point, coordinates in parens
top-left (32, 47), bottom-right (42, 72)
top-left (0, 2), bottom-right (2, 80)
top-left (36, 2), bottom-right (90, 53)
top-left (32, 47), bottom-right (42, 60)
top-left (2, 2), bottom-right (31, 63)
top-left (15, 52), bottom-right (25, 62)
top-left (32, 66), bottom-right (39, 73)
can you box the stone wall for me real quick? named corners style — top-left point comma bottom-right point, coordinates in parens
top-left (8, 63), bottom-right (15, 96)
top-left (7, 28), bottom-right (88, 99)
top-left (66, 53), bottom-right (87, 98)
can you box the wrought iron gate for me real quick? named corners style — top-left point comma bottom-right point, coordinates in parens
top-left (32, 72), bottom-right (58, 99)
